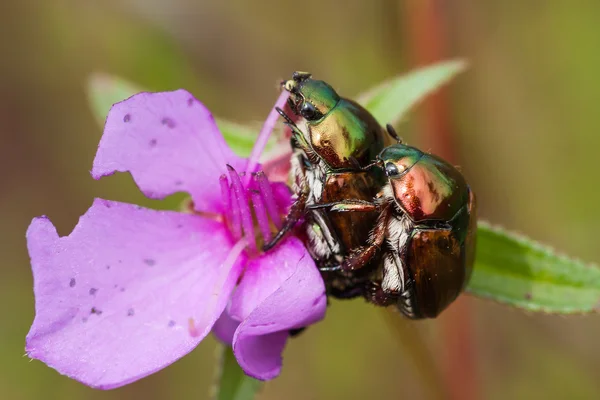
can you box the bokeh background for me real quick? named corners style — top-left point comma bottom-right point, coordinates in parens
top-left (2, 1), bottom-right (600, 399)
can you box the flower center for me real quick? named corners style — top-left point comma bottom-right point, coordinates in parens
top-left (220, 165), bottom-right (284, 255)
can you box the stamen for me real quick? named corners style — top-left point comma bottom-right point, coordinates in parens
top-left (219, 174), bottom-right (232, 220)
top-left (221, 175), bottom-right (242, 240)
top-left (251, 190), bottom-right (272, 242)
top-left (227, 165), bottom-right (256, 251)
top-left (255, 171), bottom-right (282, 229)
top-left (244, 90), bottom-right (290, 184)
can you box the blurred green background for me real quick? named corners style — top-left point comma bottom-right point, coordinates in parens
top-left (2, 1), bottom-right (600, 399)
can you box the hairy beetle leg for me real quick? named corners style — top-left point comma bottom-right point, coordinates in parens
top-left (262, 188), bottom-right (308, 251)
top-left (321, 203), bottom-right (393, 272)
top-left (365, 281), bottom-right (399, 306)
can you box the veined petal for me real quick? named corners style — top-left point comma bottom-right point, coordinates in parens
top-left (26, 199), bottom-right (245, 389)
top-left (92, 90), bottom-right (247, 213)
top-left (231, 238), bottom-right (327, 380)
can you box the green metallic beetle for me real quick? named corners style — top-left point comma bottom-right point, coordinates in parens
top-left (265, 72), bottom-right (476, 318)
top-left (263, 72), bottom-right (396, 273)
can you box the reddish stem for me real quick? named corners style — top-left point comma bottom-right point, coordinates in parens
top-left (403, 1), bottom-right (478, 400)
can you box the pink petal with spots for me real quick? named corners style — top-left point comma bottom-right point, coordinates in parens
top-left (92, 90), bottom-right (247, 213)
top-left (26, 199), bottom-right (244, 389)
top-left (231, 238), bottom-right (327, 380)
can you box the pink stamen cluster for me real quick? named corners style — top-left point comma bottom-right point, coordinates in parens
top-left (216, 89), bottom-right (290, 253)
top-left (220, 167), bottom-right (283, 252)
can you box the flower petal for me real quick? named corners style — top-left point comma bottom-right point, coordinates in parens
top-left (26, 199), bottom-right (244, 389)
top-left (270, 182), bottom-right (293, 214)
top-left (231, 238), bottom-right (327, 380)
top-left (212, 309), bottom-right (240, 346)
top-left (261, 146), bottom-right (293, 184)
top-left (228, 237), bottom-right (297, 321)
top-left (92, 90), bottom-right (247, 213)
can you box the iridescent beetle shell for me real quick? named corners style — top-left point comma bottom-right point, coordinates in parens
top-left (284, 71), bottom-right (391, 170)
top-left (378, 144), bottom-right (476, 318)
top-left (267, 73), bottom-right (476, 319)
top-left (268, 72), bottom-right (393, 266)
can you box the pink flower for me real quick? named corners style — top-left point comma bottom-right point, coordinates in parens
top-left (25, 89), bottom-right (327, 389)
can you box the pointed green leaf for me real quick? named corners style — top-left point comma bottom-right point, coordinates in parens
top-left (467, 222), bottom-right (600, 314)
top-left (85, 73), bottom-right (258, 155)
top-left (358, 59), bottom-right (467, 125)
top-left (212, 345), bottom-right (263, 400)
top-left (87, 73), bottom-right (144, 126)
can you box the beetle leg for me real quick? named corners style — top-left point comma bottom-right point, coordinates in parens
top-left (341, 246), bottom-right (379, 271)
top-left (276, 107), bottom-right (311, 150)
top-left (290, 128), bottom-right (311, 153)
top-left (277, 107), bottom-right (320, 164)
top-left (262, 187), bottom-right (308, 251)
top-left (365, 281), bottom-right (399, 306)
top-left (323, 203), bottom-right (392, 272)
top-left (308, 199), bottom-right (378, 213)
top-left (276, 106), bottom-right (295, 125)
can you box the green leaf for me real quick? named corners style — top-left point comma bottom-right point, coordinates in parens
top-left (467, 222), bottom-right (600, 313)
top-left (212, 345), bottom-right (263, 400)
top-left (85, 73), bottom-right (258, 155)
top-left (216, 120), bottom-right (260, 157)
top-left (87, 73), bottom-right (143, 127)
top-left (358, 59), bottom-right (467, 125)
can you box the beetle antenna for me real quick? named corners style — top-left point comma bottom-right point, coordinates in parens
top-left (276, 107), bottom-right (296, 125)
top-left (361, 159), bottom-right (383, 171)
top-left (386, 124), bottom-right (402, 143)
